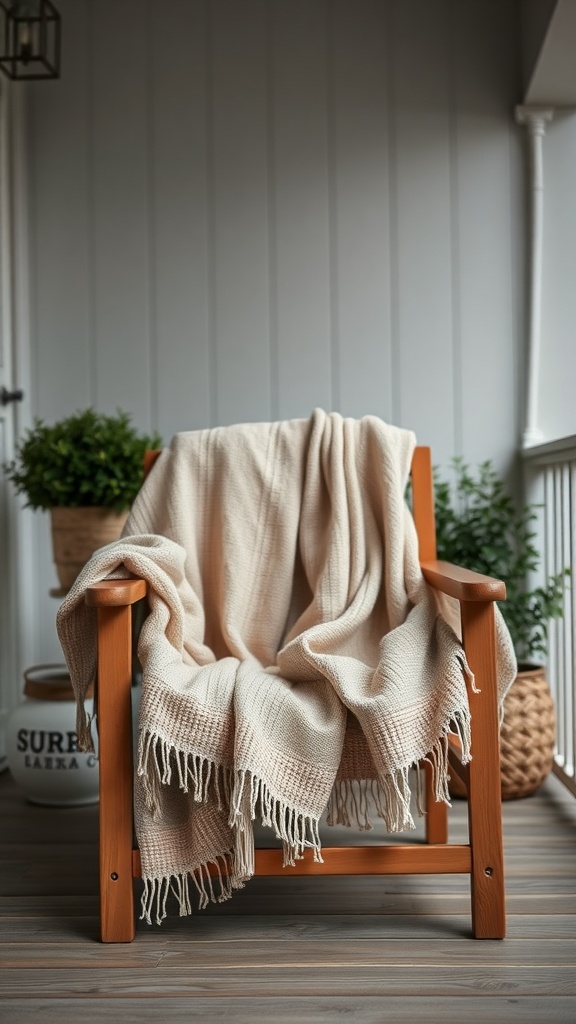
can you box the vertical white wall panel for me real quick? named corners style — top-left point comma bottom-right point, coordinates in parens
top-left (31, 0), bottom-right (91, 418)
top-left (271, 0), bottom-right (332, 420)
top-left (149, 0), bottom-right (211, 440)
top-left (391, 0), bottom-right (455, 467)
top-left (91, 0), bottom-right (151, 426)
top-left (331, 0), bottom-right (393, 421)
top-left (210, 0), bottom-right (271, 426)
top-left (452, 0), bottom-right (521, 469)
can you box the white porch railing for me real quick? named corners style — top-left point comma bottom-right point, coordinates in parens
top-left (524, 435), bottom-right (576, 797)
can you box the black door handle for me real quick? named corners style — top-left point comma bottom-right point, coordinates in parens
top-left (0, 386), bottom-right (24, 406)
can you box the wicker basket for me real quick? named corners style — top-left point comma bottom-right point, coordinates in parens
top-left (500, 664), bottom-right (556, 800)
top-left (450, 664), bottom-right (556, 801)
top-left (50, 507), bottom-right (128, 591)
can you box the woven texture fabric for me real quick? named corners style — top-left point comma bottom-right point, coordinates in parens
top-left (57, 410), bottom-right (517, 921)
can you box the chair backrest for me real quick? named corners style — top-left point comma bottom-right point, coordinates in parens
top-left (143, 444), bottom-right (437, 564)
top-left (410, 447), bottom-right (437, 562)
top-left (143, 449), bottom-right (162, 479)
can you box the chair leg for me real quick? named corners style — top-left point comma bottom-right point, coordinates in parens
top-left (461, 601), bottom-right (506, 939)
top-left (422, 759), bottom-right (448, 844)
top-left (97, 604), bottom-right (136, 943)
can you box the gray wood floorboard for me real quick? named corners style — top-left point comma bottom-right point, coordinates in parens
top-left (2, 963), bottom-right (576, 996)
top-left (1, 997), bottom-right (576, 1024)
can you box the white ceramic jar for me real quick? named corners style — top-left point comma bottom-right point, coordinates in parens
top-left (6, 664), bottom-right (99, 806)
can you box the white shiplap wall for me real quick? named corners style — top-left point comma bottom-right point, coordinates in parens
top-left (24, 0), bottom-right (523, 661)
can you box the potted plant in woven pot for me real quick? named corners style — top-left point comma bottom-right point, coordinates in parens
top-left (434, 458), bottom-right (570, 799)
top-left (4, 408), bottom-right (161, 592)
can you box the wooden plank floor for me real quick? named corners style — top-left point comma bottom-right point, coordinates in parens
top-left (1, 768), bottom-right (575, 1024)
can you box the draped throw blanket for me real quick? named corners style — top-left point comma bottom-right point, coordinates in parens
top-left (57, 410), bottom-right (516, 923)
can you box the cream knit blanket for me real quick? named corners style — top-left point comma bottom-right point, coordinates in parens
top-left (57, 410), bottom-right (516, 923)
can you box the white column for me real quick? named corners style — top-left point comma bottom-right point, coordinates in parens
top-left (515, 106), bottom-right (554, 449)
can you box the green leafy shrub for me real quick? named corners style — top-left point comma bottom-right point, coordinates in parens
top-left (434, 458), bottom-right (570, 665)
top-left (4, 408), bottom-right (162, 512)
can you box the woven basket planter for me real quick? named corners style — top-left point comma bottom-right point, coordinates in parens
top-left (50, 507), bottom-right (128, 591)
top-left (499, 664), bottom-right (556, 800)
top-left (450, 664), bottom-right (556, 801)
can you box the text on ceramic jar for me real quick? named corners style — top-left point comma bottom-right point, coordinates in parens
top-left (16, 729), bottom-right (97, 769)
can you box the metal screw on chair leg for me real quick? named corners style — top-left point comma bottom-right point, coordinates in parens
top-left (484, 866), bottom-right (493, 876)
top-left (110, 872), bottom-right (119, 880)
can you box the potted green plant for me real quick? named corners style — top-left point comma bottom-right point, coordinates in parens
top-left (434, 458), bottom-right (570, 798)
top-left (4, 408), bottom-right (161, 591)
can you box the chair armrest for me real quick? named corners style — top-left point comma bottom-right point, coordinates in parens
top-left (85, 578), bottom-right (148, 607)
top-left (420, 560), bottom-right (506, 603)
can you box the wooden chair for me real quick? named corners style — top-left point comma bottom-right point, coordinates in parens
top-left (86, 446), bottom-right (507, 942)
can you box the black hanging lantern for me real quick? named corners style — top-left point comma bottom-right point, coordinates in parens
top-left (0, 0), bottom-right (61, 80)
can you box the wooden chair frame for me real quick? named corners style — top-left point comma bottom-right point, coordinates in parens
top-left (86, 446), bottom-right (507, 942)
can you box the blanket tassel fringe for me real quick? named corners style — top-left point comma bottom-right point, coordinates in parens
top-left (140, 853), bottom-right (236, 925)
